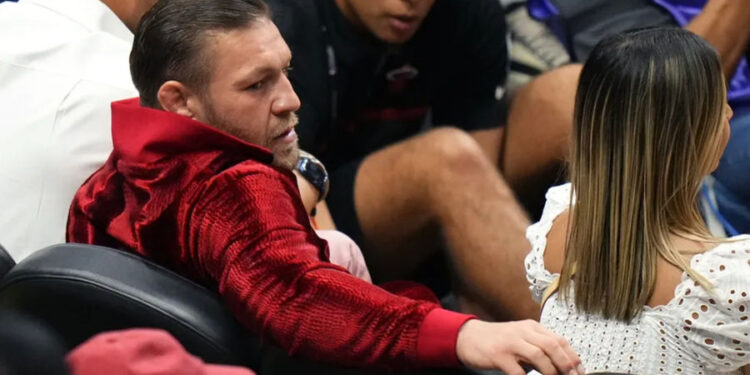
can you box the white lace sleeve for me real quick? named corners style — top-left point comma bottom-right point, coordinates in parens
top-left (676, 235), bottom-right (750, 372)
top-left (524, 183), bottom-right (573, 303)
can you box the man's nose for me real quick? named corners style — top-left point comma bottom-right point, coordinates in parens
top-left (272, 75), bottom-right (301, 115)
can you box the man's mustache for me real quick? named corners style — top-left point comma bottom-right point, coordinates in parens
top-left (271, 112), bottom-right (299, 139)
top-left (281, 112), bottom-right (299, 128)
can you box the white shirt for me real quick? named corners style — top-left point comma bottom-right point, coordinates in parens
top-left (526, 183), bottom-right (750, 375)
top-left (0, 0), bottom-right (136, 261)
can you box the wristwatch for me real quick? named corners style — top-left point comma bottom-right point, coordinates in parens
top-left (296, 150), bottom-right (330, 202)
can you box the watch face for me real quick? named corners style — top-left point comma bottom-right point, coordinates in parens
top-left (297, 156), bottom-right (330, 200)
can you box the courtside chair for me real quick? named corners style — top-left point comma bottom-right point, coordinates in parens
top-left (0, 243), bottom-right (261, 367)
top-left (0, 243), bottom-right (480, 375)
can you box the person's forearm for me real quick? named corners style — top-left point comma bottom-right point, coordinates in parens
top-left (685, 0), bottom-right (750, 77)
top-left (313, 200), bottom-right (337, 229)
top-left (293, 169), bottom-right (319, 214)
top-left (221, 247), bottom-right (460, 368)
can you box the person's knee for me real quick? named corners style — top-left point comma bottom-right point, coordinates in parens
top-left (420, 127), bottom-right (491, 180)
top-left (354, 127), bottom-right (496, 212)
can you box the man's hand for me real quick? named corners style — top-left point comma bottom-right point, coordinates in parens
top-left (456, 319), bottom-right (584, 375)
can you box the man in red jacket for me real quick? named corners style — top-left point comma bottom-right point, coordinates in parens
top-left (67, 0), bottom-right (582, 374)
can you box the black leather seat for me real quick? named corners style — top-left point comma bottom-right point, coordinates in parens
top-left (0, 243), bottom-right (14, 280)
top-left (0, 244), bottom-right (476, 375)
top-left (0, 243), bottom-right (260, 367)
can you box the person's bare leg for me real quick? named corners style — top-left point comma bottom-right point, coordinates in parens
top-left (353, 127), bottom-right (538, 321)
top-left (500, 64), bottom-right (582, 216)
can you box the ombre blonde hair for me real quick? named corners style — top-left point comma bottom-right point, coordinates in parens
top-left (558, 28), bottom-right (728, 322)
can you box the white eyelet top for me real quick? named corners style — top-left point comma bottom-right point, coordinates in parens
top-left (525, 183), bottom-right (750, 375)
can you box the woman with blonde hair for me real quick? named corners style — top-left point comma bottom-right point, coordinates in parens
top-left (525, 27), bottom-right (750, 374)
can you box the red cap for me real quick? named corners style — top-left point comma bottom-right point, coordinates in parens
top-left (67, 329), bottom-right (254, 375)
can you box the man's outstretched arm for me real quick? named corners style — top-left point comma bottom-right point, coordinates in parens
top-left (182, 164), bottom-right (582, 374)
top-left (184, 165), bottom-right (467, 369)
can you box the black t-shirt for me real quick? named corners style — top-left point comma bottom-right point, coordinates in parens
top-left (269, 0), bottom-right (508, 170)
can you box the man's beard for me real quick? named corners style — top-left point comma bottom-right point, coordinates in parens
top-left (203, 101), bottom-right (300, 171)
top-left (267, 112), bottom-right (299, 170)
top-left (270, 133), bottom-right (300, 170)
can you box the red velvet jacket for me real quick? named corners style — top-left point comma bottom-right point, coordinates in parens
top-left (67, 98), bottom-right (473, 369)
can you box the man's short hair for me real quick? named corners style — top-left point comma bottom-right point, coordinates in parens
top-left (130, 0), bottom-right (270, 108)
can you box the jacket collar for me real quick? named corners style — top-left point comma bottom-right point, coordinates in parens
top-left (111, 98), bottom-right (274, 165)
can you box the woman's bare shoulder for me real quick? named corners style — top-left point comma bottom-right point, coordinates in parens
top-left (543, 210), bottom-right (569, 275)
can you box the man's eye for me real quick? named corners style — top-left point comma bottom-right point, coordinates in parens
top-left (248, 81), bottom-right (264, 90)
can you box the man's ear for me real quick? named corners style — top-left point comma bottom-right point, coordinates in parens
top-left (156, 80), bottom-right (201, 119)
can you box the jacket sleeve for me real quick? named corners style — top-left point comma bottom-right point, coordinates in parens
top-left (180, 164), bottom-right (471, 369)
